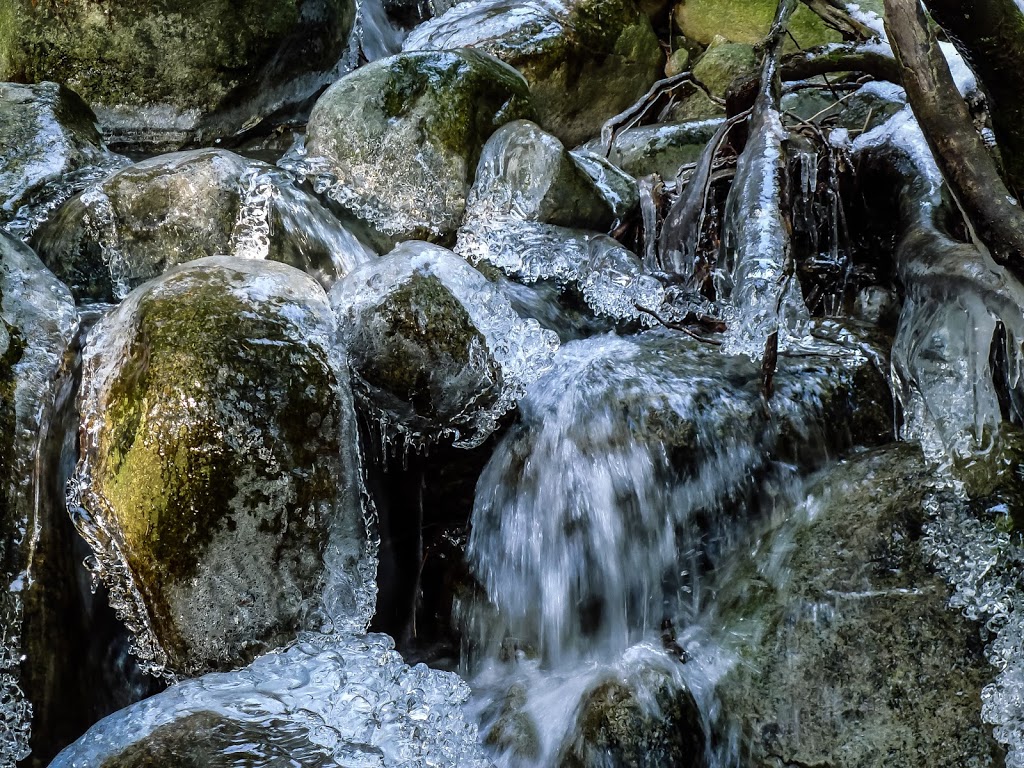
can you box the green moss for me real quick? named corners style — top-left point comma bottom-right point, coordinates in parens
top-left (674, 0), bottom-right (843, 50)
top-left (0, 3), bottom-right (17, 80)
top-left (378, 51), bottom-right (533, 169)
top-left (692, 39), bottom-right (758, 98)
top-left (350, 273), bottom-right (501, 420)
top-left (95, 270), bottom-right (337, 622)
top-left (8, 0), bottom-right (303, 110)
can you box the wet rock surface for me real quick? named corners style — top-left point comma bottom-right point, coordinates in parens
top-left (332, 240), bottom-right (558, 447)
top-left (718, 443), bottom-right (1005, 768)
top-left (0, 231), bottom-right (79, 765)
top-left (468, 120), bottom-right (617, 231)
top-left (76, 257), bottom-right (371, 677)
top-left (0, 0), bottom-right (357, 149)
top-left (302, 50), bottom-right (534, 244)
top-left (0, 82), bottom-right (107, 219)
top-left (558, 674), bottom-right (704, 768)
top-left (33, 148), bottom-right (373, 302)
top-left (403, 0), bottom-right (664, 146)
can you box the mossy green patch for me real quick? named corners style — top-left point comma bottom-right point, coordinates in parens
top-left (90, 265), bottom-right (343, 668)
top-left (692, 38), bottom-right (758, 98)
top-left (349, 272), bottom-right (501, 421)
top-left (5, 0), bottom-right (309, 112)
top-left (674, 0), bottom-right (843, 50)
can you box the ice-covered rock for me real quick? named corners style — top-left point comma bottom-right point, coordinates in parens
top-left (0, 232), bottom-right (78, 765)
top-left (74, 257), bottom-right (374, 677)
top-left (33, 149), bottom-right (373, 303)
top-left (0, 82), bottom-right (107, 222)
top-left (579, 119), bottom-right (724, 181)
top-left (0, 0), bottom-right (357, 149)
top-left (331, 241), bottom-right (559, 448)
top-left (717, 444), bottom-right (1003, 767)
top-left (296, 50), bottom-right (534, 245)
top-left (467, 326), bottom-right (892, 668)
top-left (467, 120), bottom-right (618, 232)
top-left (50, 632), bottom-right (489, 768)
top-left (403, 0), bottom-right (663, 146)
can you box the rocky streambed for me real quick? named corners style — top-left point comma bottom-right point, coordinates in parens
top-left (0, 0), bottom-right (1022, 766)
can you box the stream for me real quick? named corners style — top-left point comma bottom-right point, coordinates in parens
top-left (0, 0), bottom-right (1023, 766)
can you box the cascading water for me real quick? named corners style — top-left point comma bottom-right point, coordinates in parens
top-left (458, 324), bottom-right (891, 766)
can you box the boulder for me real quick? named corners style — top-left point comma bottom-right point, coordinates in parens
top-left (0, 82), bottom-right (106, 219)
top-left (331, 241), bottom-right (559, 448)
top-left (76, 256), bottom-right (372, 676)
top-left (301, 50), bottom-right (534, 245)
top-left (467, 120), bottom-right (618, 231)
top-left (33, 148), bottom-right (373, 302)
top-left (691, 38), bottom-right (758, 99)
top-left (717, 443), bottom-right (1005, 767)
top-left (403, 0), bottom-right (664, 146)
top-left (558, 673), bottom-right (704, 768)
top-left (0, 0), bottom-right (356, 149)
top-left (673, 0), bottom-right (843, 49)
top-left (0, 231), bottom-right (78, 765)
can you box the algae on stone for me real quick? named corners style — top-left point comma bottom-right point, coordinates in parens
top-left (403, 0), bottom-right (664, 146)
top-left (0, 0), bottom-right (356, 148)
top-left (673, 0), bottom-right (843, 49)
top-left (303, 50), bottom-right (535, 245)
top-left (77, 257), bottom-right (371, 677)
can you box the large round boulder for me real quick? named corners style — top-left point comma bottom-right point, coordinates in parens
top-left (403, 0), bottom-right (663, 146)
top-left (302, 50), bottom-right (535, 245)
top-left (0, 0), bottom-right (356, 149)
top-left (33, 149), bottom-right (374, 303)
top-left (716, 443), bottom-right (1004, 767)
top-left (0, 81), bottom-right (107, 221)
top-left (331, 241), bottom-right (559, 448)
top-left (76, 256), bottom-right (373, 676)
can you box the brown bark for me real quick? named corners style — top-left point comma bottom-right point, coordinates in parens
top-left (885, 0), bottom-right (1024, 282)
top-left (926, 0), bottom-right (1024, 199)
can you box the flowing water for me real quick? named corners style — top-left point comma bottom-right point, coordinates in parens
top-left (3, 3), bottom-right (1024, 767)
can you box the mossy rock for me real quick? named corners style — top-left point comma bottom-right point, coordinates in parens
top-left (580, 119), bottom-right (724, 180)
top-left (98, 711), bottom-right (335, 768)
top-left (403, 0), bottom-right (664, 146)
top-left (304, 49), bottom-right (534, 245)
top-left (33, 148), bottom-right (373, 303)
top-left (466, 120), bottom-right (617, 230)
top-left (78, 256), bottom-right (369, 676)
top-left (692, 37), bottom-right (758, 99)
top-left (0, 81), bottom-right (106, 218)
top-left (331, 241), bottom-right (558, 447)
top-left (0, 0), bottom-right (355, 149)
top-left (673, 0), bottom-right (843, 49)
top-left (717, 443), bottom-right (1005, 767)
top-left (558, 673), bottom-right (704, 768)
